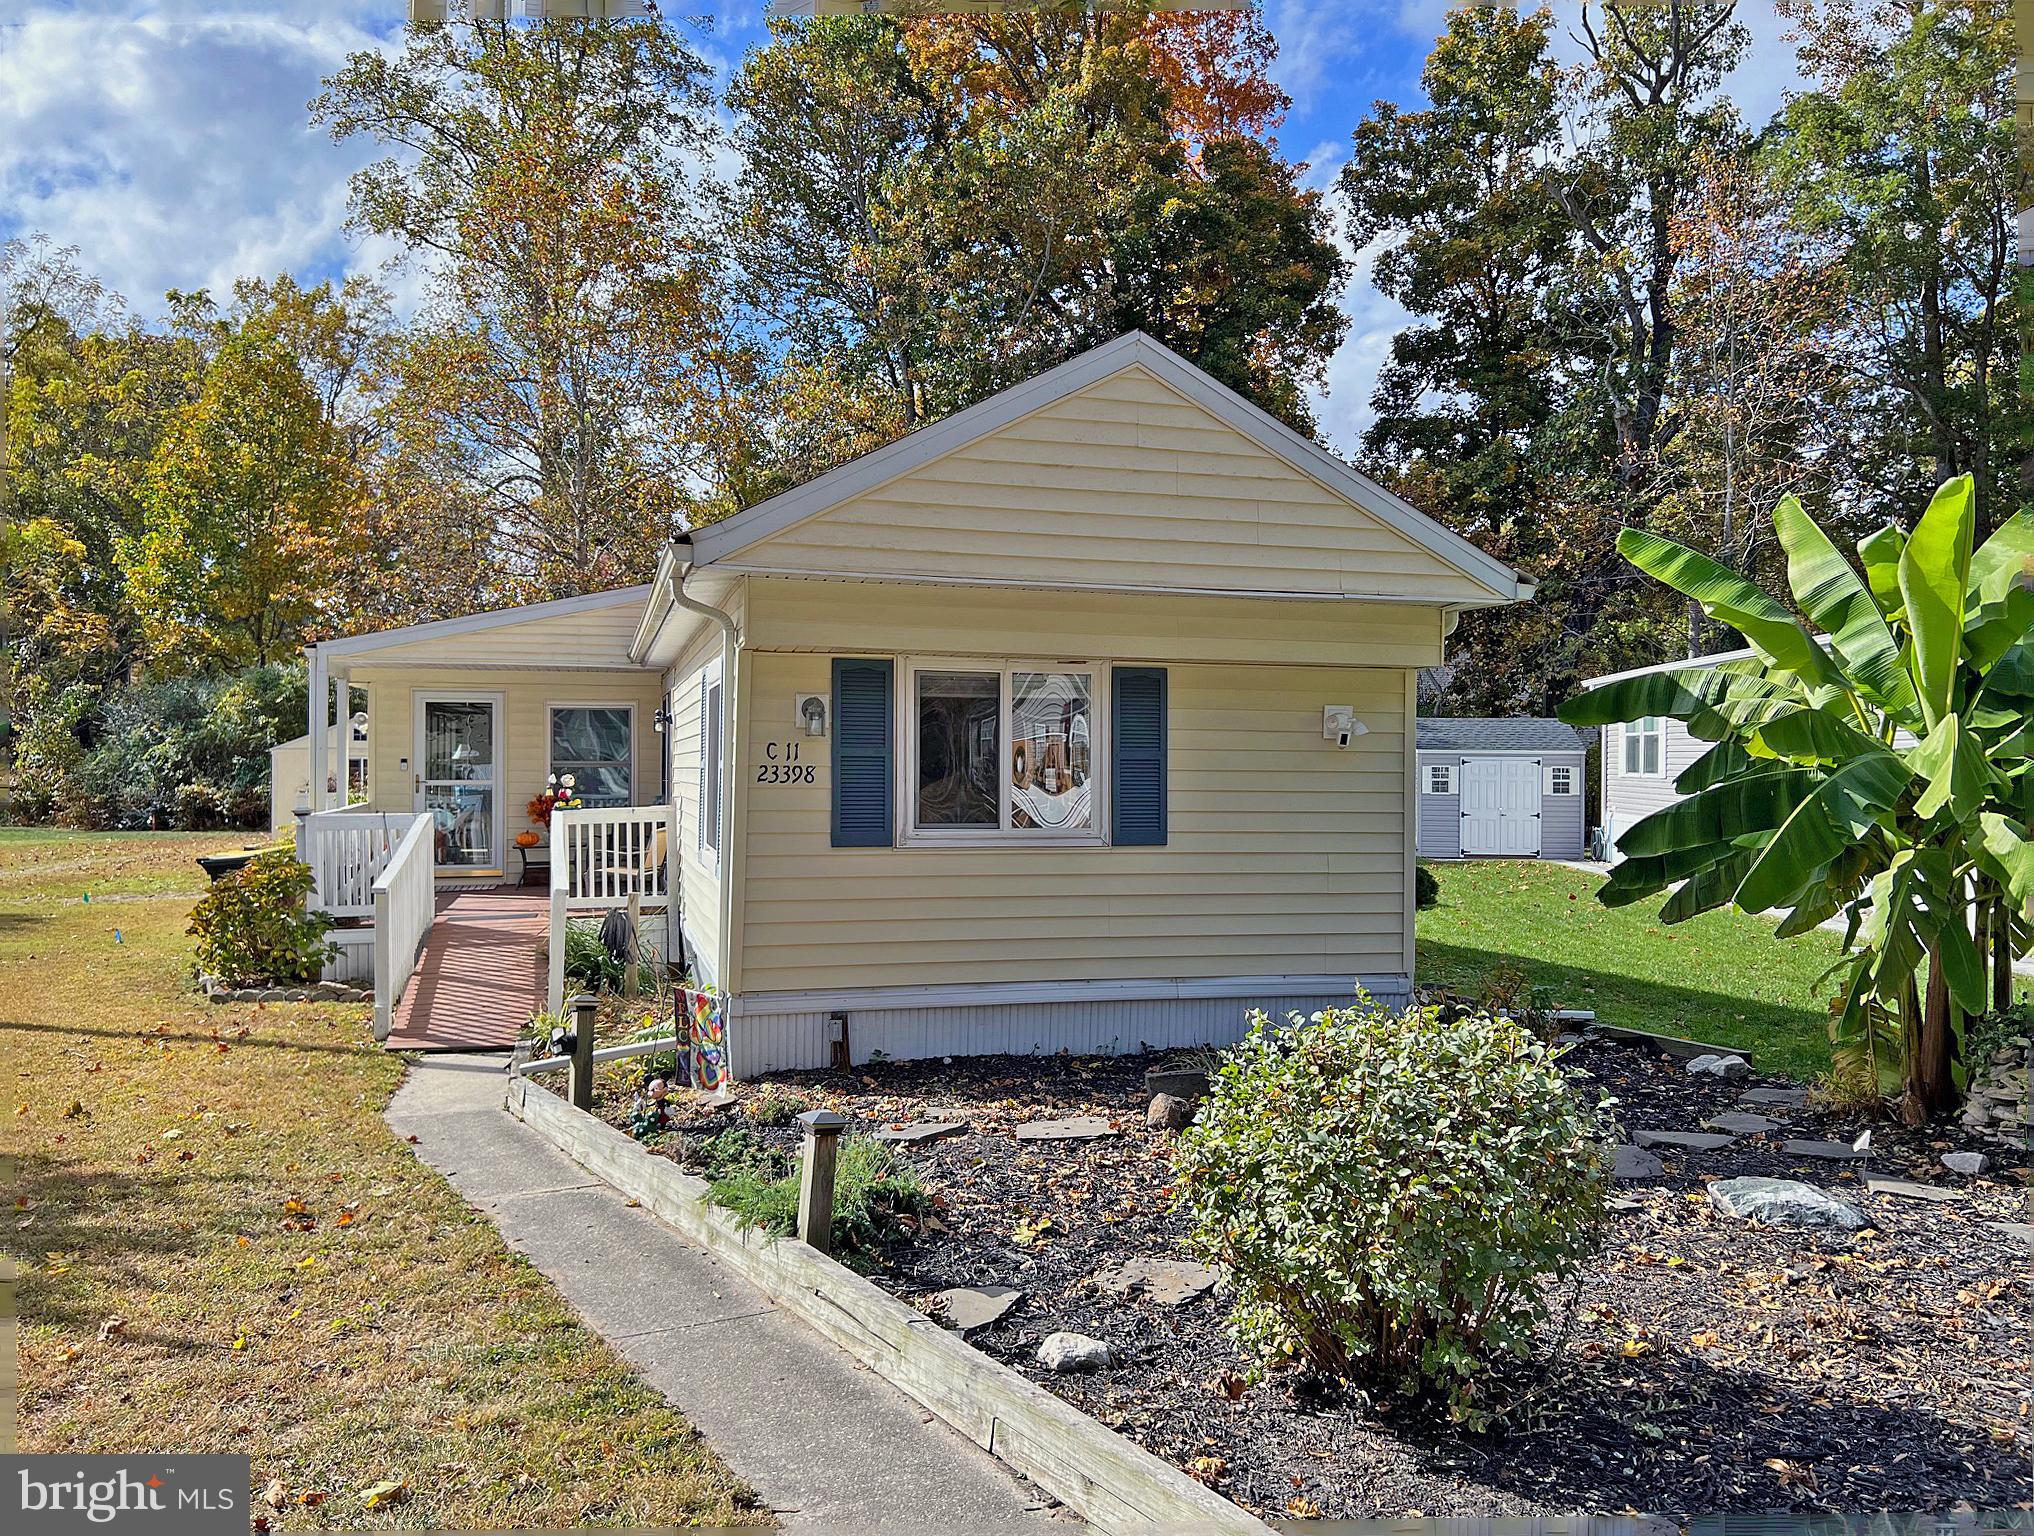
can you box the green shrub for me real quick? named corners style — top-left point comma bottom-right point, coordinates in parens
top-left (1170, 998), bottom-right (1613, 1421)
top-left (188, 848), bottom-right (335, 986)
top-left (1415, 862), bottom-right (1440, 909)
top-left (562, 919), bottom-right (658, 994)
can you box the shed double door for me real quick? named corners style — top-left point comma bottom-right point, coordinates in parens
top-left (1460, 757), bottom-right (1541, 857)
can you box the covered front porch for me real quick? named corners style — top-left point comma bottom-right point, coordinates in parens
top-left (299, 588), bottom-right (679, 1047)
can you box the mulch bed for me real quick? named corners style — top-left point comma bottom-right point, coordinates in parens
top-left (592, 1039), bottom-right (2032, 1519)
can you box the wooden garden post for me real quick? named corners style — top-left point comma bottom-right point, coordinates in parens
top-left (569, 993), bottom-right (598, 1112)
top-left (795, 1109), bottom-right (848, 1255)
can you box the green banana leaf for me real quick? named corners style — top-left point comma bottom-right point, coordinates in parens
top-left (1858, 523), bottom-right (1908, 619)
top-left (1615, 766), bottom-right (1820, 859)
top-left (1616, 528), bottom-right (1846, 691)
top-left (1661, 848), bottom-right (1761, 923)
top-left (1976, 812), bottom-right (2034, 906)
top-left (1907, 713), bottom-right (1994, 821)
top-left (1896, 476), bottom-right (1974, 728)
top-left (1773, 493), bottom-right (1917, 720)
top-left (1731, 752), bottom-right (1911, 914)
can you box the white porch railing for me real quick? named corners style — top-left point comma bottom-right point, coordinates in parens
top-left (298, 808), bottom-right (413, 919)
top-left (371, 812), bottom-right (435, 1041)
top-left (547, 805), bottom-right (672, 1015)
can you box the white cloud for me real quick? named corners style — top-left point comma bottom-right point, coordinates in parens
top-left (0, 3), bottom-right (401, 313)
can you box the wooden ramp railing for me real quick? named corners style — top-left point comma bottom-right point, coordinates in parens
top-left (547, 805), bottom-right (672, 1015)
top-left (371, 813), bottom-right (435, 1041)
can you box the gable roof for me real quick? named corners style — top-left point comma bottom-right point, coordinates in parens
top-left (684, 333), bottom-right (1529, 605)
top-left (1416, 717), bottom-right (1585, 753)
top-left (311, 585), bottom-right (654, 668)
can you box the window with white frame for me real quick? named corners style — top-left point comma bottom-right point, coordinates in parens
top-left (1423, 763), bottom-right (1454, 795)
top-left (904, 660), bottom-right (1103, 842)
top-left (549, 706), bottom-right (633, 808)
top-left (1622, 717), bottom-right (1664, 776)
top-left (1547, 763), bottom-right (1576, 796)
top-left (698, 664), bottom-right (724, 866)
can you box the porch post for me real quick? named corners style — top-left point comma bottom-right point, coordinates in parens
top-left (334, 670), bottom-right (352, 804)
top-left (306, 647), bottom-right (328, 815)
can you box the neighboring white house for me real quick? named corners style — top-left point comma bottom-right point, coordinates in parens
top-left (1579, 647), bottom-right (1755, 861)
top-left (268, 720), bottom-right (369, 836)
top-left (1414, 718), bottom-right (1587, 861)
top-left (300, 333), bottom-right (1533, 1074)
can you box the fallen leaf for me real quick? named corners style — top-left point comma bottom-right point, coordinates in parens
top-left (97, 1317), bottom-right (126, 1342)
top-left (262, 1479), bottom-right (286, 1511)
top-left (359, 1480), bottom-right (408, 1510)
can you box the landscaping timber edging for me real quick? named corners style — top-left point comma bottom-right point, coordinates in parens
top-left (504, 1071), bottom-right (1270, 1536)
top-left (1585, 1022), bottom-right (1752, 1064)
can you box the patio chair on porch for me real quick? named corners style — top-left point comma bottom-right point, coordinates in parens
top-left (594, 822), bottom-right (668, 898)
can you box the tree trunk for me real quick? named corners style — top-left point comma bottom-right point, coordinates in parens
top-left (1993, 895), bottom-right (2014, 1014)
top-left (1903, 949), bottom-right (1957, 1124)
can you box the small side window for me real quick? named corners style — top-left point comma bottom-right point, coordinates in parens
top-left (1548, 764), bottom-right (1576, 796)
top-left (1423, 763), bottom-right (1454, 796)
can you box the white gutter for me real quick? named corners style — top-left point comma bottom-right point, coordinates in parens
top-left (659, 536), bottom-right (741, 989)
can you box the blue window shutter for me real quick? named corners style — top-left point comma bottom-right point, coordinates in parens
top-left (1112, 667), bottom-right (1167, 846)
top-left (832, 658), bottom-right (894, 848)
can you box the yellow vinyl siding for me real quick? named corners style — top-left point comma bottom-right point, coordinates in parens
top-left (662, 580), bottom-right (746, 984)
top-left (731, 366), bottom-right (1483, 599)
top-left (348, 665), bottom-right (663, 868)
top-left (341, 598), bottom-right (648, 669)
top-left (743, 577), bottom-right (1446, 669)
top-left (737, 650), bottom-right (1409, 994)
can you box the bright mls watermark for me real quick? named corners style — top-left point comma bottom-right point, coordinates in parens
top-left (4, 1457), bottom-right (247, 1536)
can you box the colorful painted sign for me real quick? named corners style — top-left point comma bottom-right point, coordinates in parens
top-left (684, 984), bottom-right (726, 1091)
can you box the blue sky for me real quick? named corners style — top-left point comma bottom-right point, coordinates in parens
top-left (0, 0), bottom-right (1805, 452)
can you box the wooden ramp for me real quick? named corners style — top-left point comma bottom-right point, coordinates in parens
top-left (385, 890), bottom-right (548, 1052)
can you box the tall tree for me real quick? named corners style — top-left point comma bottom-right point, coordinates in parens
top-left (728, 9), bottom-right (1345, 489)
top-left (1768, 0), bottom-right (2017, 531)
top-left (127, 283), bottom-right (369, 670)
top-left (314, 17), bottom-right (733, 607)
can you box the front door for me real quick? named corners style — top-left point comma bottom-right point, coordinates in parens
top-left (1460, 757), bottom-right (1542, 857)
top-left (415, 694), bottom-right (504, 874)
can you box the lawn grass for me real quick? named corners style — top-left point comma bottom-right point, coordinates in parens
top-left (3, 829), bottom-right (762, 1529)
top-left (1415, 858), bottom-right (1848, 1081)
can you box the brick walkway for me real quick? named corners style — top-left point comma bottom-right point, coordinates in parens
top-left (384, 889), bottom-right (548, 1051)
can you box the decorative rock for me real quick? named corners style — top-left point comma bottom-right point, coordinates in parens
top-left (1702, 1111), bottom-right (1781, 1135)
top-left (1143, 1067), bottom-right (1209, 1103)
top-left (1037, 1331), bottom-right (1112, 1372)
top-left (1738, 1086), bottom-right (1810, 1107)
top-left (1941, 1151), bottom-right (1991, 1176)
top-left (1612, 1144), bottom-right (1665, 1180)
top-left (1780, 1139), bottom-right (1866, 1161)
top-left (1686, 1053), bottom-right (1752, 1079)
top-left (874, 1121), bottom-right (967, 1146)
top-left (258, 989), bottom-right (286, 1003)
top-left (1146, 1094), bottom-right (1194, 1133)
top-left (1095, 1256), bottom-right (1217, 1305)
top-left (1633, 1129), bottom-right (1738, 1151)
top-left (1987, 1222), bottom-right (2034, 1250)
top-left (930, 1284), bottom-right (1023, 1332)
top-left (1865, 1177), bottom-right (1964, 1204)
top-left (1015, 1116), bottom-right (1115, 1143)
top-left (1708, 1177), bottom-right (1864, 1230)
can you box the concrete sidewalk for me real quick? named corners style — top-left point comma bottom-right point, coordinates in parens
top-left (386, 1054), bottom-right (1072, 1534)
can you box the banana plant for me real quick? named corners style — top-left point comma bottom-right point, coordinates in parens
top-left (1559, 476), bottom-right (2034, 1123)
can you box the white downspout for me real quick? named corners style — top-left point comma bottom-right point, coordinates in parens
top-left (659, 537), bottom-right (741, 1007)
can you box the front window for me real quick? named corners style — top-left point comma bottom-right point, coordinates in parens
top-left (1623, 717), bottom-right (1663, 776)
top-left (906, 661), bottom-right (1103, 842)
top-left (550, 706), bottom-right (633, 809)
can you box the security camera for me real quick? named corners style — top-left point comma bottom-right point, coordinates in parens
top-left (1323, 706), bottom-right (1368, 749)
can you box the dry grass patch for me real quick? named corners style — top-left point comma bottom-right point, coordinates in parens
top-left (3, 830), bottom-right (763, 1529)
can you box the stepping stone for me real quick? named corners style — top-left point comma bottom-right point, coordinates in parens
top-left (1015, 1116), bottom-right (1115, 1143)
top-left (1866, 1177), bottom-right (1964, 1204)
top-left (1633, 1129), bottom-right (1738, 1151)
top-left (1709, 1176), bottom-right (1864, 1230)
top-left (1781, 1139), bottom-right (1866, 1161)
top-left (1738, 1086), bottom-right (1810, 1107)
top-left (1143, 1067), bottom-right (1209, 1102)
top-left (1607, 1195), bottom-right (1643, 1212)
top-left (875, 1121), bottom-right (967, 1145)
top-left (929, 1284), bottom-right (1023, 1332)
top-left (1612, 1144), bottom-right (1665, 1180)
top-left (1094, 1256), bottom-right (1217, 1305)
top-left (1703, 1111), bottom-right (1781, 1135)
top-left (1941, 1151), bottom-right (1991, 1176)
top-left (1987, 1222), bottom-right (2034, 1250)
top-left (1038, 1331), bottom-right (1112, 1372)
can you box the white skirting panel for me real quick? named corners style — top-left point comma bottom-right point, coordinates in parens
top-left (727, 978), bottom-right (1413, 1080)
top-left (323, 928), bottom-right (375, 985)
